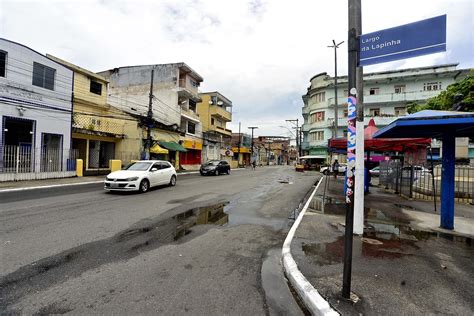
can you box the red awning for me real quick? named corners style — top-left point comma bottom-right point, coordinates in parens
top-left (329, 119), bottom-right (431, 152)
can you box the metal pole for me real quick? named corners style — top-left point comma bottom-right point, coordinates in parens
top-left (248, 127), bottom-right (258, 165)
top-left (342, 0), bottom-right (361, 300)
top-left (328, 40), bottom-right (344, 138)
top-left (145, 69), bottom-right (154, 160)
top-left (238, 122), bottom-right (241, 166)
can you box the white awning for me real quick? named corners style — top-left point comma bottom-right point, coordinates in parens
top-left (299, 155), bottom-right (327, 159)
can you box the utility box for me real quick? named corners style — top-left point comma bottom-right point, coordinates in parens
top-left (109, 160), bottom-right (122, 172)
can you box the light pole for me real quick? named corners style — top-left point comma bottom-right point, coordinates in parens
top-left (285, 119), bottom-right (300, 157)
top-left (328, 40), bottom-right (344, 138)
top-left (248, 126), bottom-right (258, 164)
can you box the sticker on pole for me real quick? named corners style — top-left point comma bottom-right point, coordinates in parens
top-left (359, 15), bottom-right (446, 66)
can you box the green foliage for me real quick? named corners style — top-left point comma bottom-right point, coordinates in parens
top-left (407, 71), bottom-right (474, 113)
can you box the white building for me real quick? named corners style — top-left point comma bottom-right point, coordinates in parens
top-left (301, 64), bottom-right (471, 160)
top-left (99, 63), bottom-right (204, 169)
top-left (0, 38), bottom-right (74, 181)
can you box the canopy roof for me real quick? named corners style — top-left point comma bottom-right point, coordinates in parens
top-left (328, 119), bottom-right (431, 152)
top-left (150, 144), bottom-right (169, 154)
top-left (159, 141), bottom-right (187, 152)
top-left (373, 110), bottom-right (474, 139)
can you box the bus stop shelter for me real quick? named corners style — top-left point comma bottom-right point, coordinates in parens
top-left (373, 110), bottom-right (474, 230)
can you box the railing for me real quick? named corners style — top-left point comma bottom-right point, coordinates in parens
top-left (379, 160), bottom-right (474, 204)
top-left (210, 105), bottom-right (232, 121)
top-left (73, 114), bottom-right (124, 135)
top-left (0, 145), bottom-right (78, 181)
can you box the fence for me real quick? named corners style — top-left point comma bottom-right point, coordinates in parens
top-left (379, 160), bottom-right (474, 205)
top-left (0, 145), bottom-right (78, 181)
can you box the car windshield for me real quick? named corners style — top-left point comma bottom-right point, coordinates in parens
top-left (205, 161), bottom-right (220, 166)
top-left (125, 162), bottom-right (152, 171)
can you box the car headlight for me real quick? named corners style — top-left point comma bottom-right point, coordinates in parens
top-left (125, 177), bottom-right (139, 181)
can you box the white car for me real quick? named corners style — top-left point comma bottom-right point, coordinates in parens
top-left (104, 160), bottom-right (177, 193)
top-left (320, 164), bottom-right (347, 175)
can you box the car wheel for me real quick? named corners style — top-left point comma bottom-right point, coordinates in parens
top-left (169, 175), bottom-right (176, 186)
top-left (227, 168), bottom-right (231, 175)
top-left (214, 170), bottom-right (218, 176)
top-left (323, 170), bottom-right (329, 175)
top-left (139, 179), bottom-right (149, 193)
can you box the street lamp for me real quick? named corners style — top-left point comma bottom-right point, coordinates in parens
top-left (285, 119), bottom-right (300, 157)
top-left (328, 39), bottom-right (344, 138)
top-left (248, 126), bottom-right (258, 165)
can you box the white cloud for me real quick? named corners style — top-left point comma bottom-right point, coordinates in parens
top-left (1, 0), bottom-right (472, 136)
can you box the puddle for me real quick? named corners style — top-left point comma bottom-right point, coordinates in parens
top-left (302, 235), bottom-right (419, 266)
top-left (0, 202), bottom-right (230, 313)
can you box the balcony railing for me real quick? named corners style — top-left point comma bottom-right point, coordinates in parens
top-left (213, 125), bottom-right (232, 136)
top-left (73, 114), bottom-right (124, 135)
top-left (210, 105), bottom-right (232, 122)
top-left (325, 90), bottom-right (442, 106)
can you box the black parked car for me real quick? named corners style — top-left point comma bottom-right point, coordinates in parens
top-left (200, 160), bottom-right (231, 176)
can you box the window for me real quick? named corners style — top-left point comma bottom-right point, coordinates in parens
top-left (310, 111), bottom-right (325, 123)
top-left (211, 118), bottom-right (215, 125)
top-left (33, 62), bottom-right (55, 90)
top-left (394, 85), bottom-right (406, 94)
top-left (310, 131), bottom-right (325, 141)
top-left (190, 79), bottom-right (199, 88)
top-left (343, 129), bottom-right (348, 137)
top-left (189, 100), bottom-right (196, 112)
top-left (369, 108), bottom-right (380, 116)
top-left (187, 122), bottom-right (196, 134)
top-left (369, 88), bottom-right (380, 95)
top-left (343, 110), bottom-right (348, 117)
top-left (90, 80), bottom-right (102, 95)
top-left (0, 51), bottom-right (6, 77)
top-left (424, 82), bottom-right (442, 91)
top-left (395, 107), bottom-right (406, 116)
top-left (314, 92), bottom-right (325, 103)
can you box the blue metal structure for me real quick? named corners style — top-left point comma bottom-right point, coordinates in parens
top-left (374, 110), bottom-right (474, 230)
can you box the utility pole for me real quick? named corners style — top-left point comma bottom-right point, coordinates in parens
top-left (248, 126), bottom-right (258, 164)
top-left (286, 119), bottom-right (300, 157)
top-left (328, 40), bottom-right (344, 138)
top-left (145, 68), bottom-right (155, 160)
top-left (238, 122), bottom-right (241, 166)
top-left (342, 0), bottom-right (361, 300)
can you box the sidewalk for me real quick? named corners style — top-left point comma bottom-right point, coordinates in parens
top-left (290, 176), bottom-right (474, 315)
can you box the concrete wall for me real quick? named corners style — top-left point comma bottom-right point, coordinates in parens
top-left (0, 39), bottom-right (73, 154)
top-left (99, 65), bottom-right (182, 127)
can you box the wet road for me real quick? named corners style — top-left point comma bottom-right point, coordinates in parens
top-left (0, 166), bottom-right (318, 314)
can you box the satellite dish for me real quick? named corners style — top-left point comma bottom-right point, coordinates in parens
top-left (217, 101), bottom-right (224, 106)
top-left (208, 100), bottom-right (213, 105)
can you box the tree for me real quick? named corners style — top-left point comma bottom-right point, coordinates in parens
top-left (407, 71), bottom-right (474, 113)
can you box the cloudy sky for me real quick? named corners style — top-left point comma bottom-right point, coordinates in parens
top-left (1, 0), bottom-right (473, 138)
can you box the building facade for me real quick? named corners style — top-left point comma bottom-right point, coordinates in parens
top-left (301, 64), bottom-right (471, 160)
top-left (47, 55), bottom-right (141, 175)
top-left (231, 133), bottom-right (251, 167)
top-left (0, 38), bottom-right (75, 181)
top-left (197, 92), bottom-right (233, 163)
top-left (99, 63), bottom-right (203, 170)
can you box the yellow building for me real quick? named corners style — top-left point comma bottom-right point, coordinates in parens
top-left (197, 92), bottom-right (233, 163)
top-left (47, 55), bottom-right (141, 174)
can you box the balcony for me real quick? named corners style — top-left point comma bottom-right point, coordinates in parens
top-left (177, 79), bottom-right (200, 102)
top-left (330, 116), bottom-right (399, 128)
top-left (212, 125), bottom-right (232, 136)
top-left (326, 90), bottom-right (442, 107)
top-left (72, 114), bottom-right (124, 136)
top-left (210, 105), bottom-right (232, 122)
top-left (180, 106), bottom-right (200, 123)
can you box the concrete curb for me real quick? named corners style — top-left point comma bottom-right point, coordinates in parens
top-left (282, 177), bottom-right (339, 316)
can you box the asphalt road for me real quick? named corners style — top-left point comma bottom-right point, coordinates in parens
top-left (0, 166), bottom-right (318, 314)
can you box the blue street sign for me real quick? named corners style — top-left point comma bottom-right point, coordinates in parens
top-left (359, 15), bottom-right (446, 66)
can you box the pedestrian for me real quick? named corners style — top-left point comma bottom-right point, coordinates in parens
top-left (332, 159), bottom-right (340, 178)
top-left (252, 159), bottom-right (256, 170)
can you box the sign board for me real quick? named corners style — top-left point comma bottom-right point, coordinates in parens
top-left (359, 15), bottom-right (446, 66)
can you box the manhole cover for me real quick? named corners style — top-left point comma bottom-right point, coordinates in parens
top-left (361, 237), bottom-right (383, 245)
